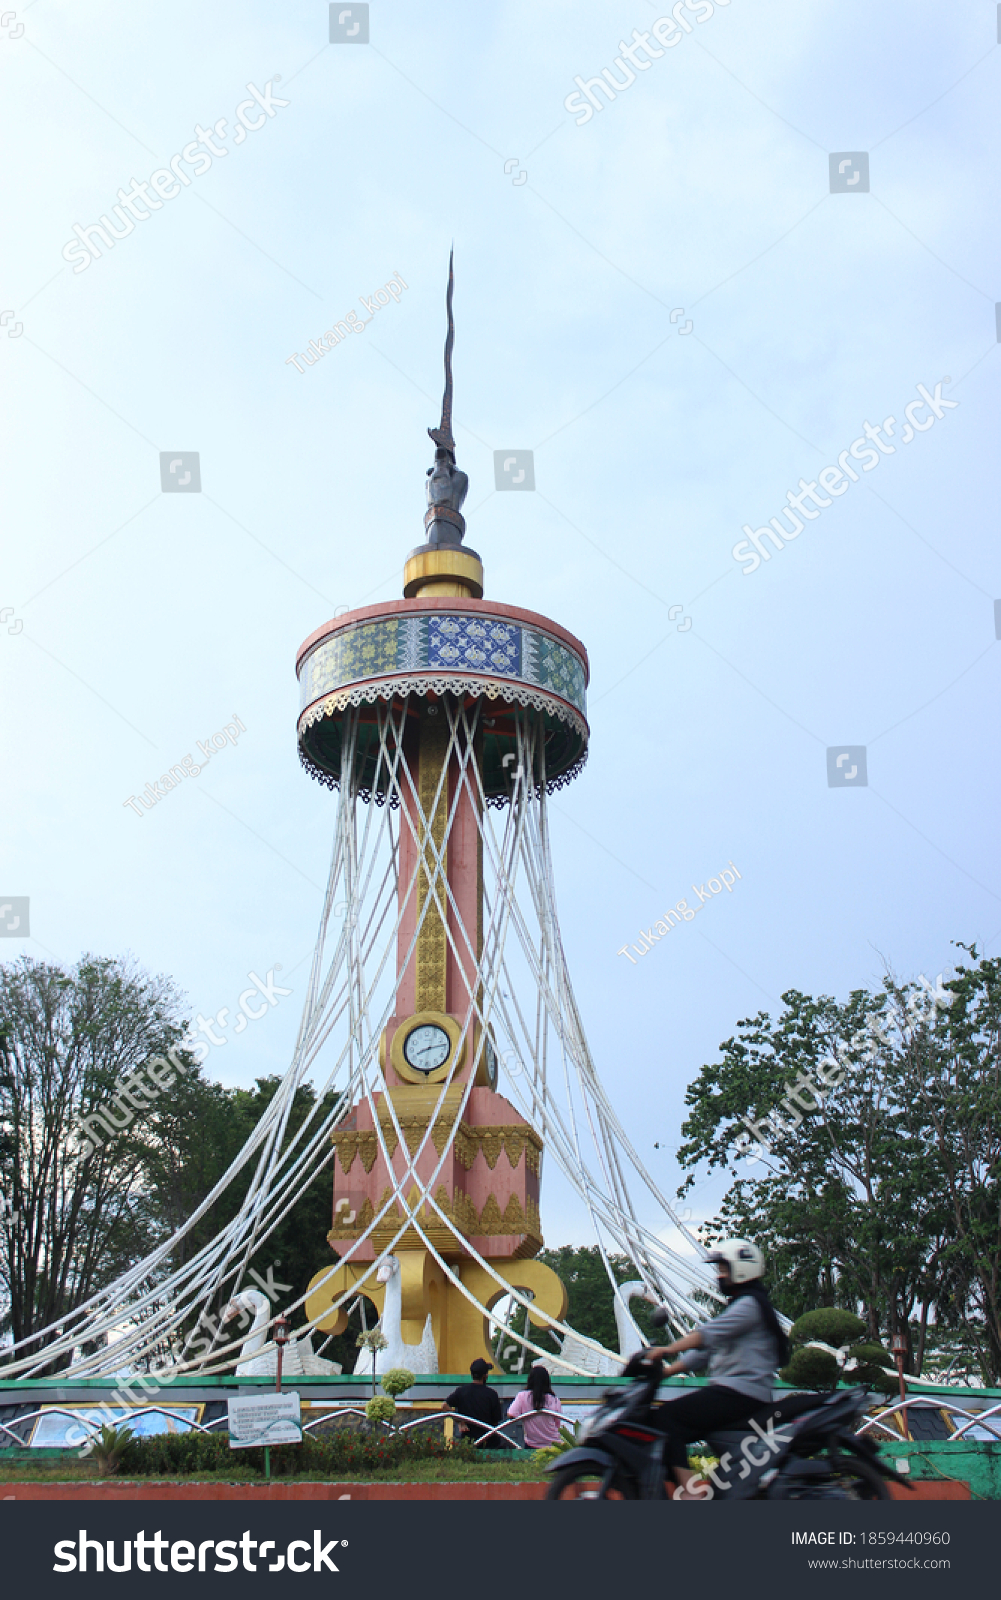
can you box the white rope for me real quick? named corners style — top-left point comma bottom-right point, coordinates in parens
top-left (5, 695), bottom-right (717, 1379)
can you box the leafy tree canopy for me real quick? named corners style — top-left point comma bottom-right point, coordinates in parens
top-left (0, 955), bottom-right (338, 1373)
top-left (675, 946), bottom-right (1001, 1383)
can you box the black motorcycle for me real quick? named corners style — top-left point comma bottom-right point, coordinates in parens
top-left (546, 1356), bottom-right (912, 1501)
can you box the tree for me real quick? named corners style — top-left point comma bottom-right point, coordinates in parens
top-left (152, 1073), bottom-right (344, 1367)
top-left (893, 948), bottom-right (1001, 1381)
top-left (536, 1244), bottom-right (659, 1355)
top-left (0, 956), bottom-right (342, 1376)
top-left (675, 947), bottom-right (1001, 1383)
top-left (0, 955), bottom-right (195, 1368)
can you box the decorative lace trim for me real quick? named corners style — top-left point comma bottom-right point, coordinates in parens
top-left (299, 744), bottom-right (587, 807)
top-left (299, 674), bottom-right (587, 738)
top-left (297, 676), bottom-right (589, 806)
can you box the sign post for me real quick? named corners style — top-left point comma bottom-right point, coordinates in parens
top-left (228, 1392), bottom-right (302, 1481)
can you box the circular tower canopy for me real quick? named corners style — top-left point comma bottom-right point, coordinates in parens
top-left (296, 594), bottom-right (589, 805)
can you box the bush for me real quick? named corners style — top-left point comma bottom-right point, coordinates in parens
top-left (381, 1368), bottom-right (415, 1400)
top-left (120, 1426), bottom-right (478, 1478)
top-left (789, 1309), bottom-right (866, 1349)
top-left (846, 1343), bottom-right (897, 1396)
top-left (87, 1423), bottom-right (135, 1474)
top-left (531, 1424), bottom-right (578, 1469)
top-left (365, 1396), bottom-right (396, 1425)
top-left (779, 1346), bottom-right (840, 1390)
top-left (846, 1342), bottom-right (887, 1366)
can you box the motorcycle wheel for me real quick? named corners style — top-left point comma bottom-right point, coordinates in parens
top-left (546, 1463), bottom-right (639, 1500)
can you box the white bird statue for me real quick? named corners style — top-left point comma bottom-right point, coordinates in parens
top-left (222, 1289), bottom-right (342, 1377)
top-left (352, 1254), bottom-right (438, 1376)
top-left (549, 1280), bottom-right (650, 1377)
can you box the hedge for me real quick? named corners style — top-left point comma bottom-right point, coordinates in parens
top-left (120, 1427), bottom-right (478, 1478)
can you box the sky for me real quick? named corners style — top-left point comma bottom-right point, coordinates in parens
top-left (2, 0), bottom-right (999, 1253)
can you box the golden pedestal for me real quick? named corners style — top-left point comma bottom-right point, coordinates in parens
top-left (306, 1251), bottom-right (567, 1374)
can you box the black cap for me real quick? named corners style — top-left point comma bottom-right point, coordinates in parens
top-left (470, 1358), bottom-right (494, 1378)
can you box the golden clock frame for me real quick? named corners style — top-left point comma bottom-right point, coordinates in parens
top-left (382, 1011), bottom-right (467, 1085)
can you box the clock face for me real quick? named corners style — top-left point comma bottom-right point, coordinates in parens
top-left (403, 1023), bottom-right (452, 1075)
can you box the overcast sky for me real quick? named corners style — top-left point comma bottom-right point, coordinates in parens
top-left (2, 0), bottom-right (998, 1250)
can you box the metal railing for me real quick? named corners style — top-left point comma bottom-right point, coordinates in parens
top-left (302, 1405), bottom-right (567, 1449)
top-left (0, 1405), bottom-right (215, 1447)
top-left (0, 1402), bottom-right (566, 1452)
top-left (857, 1396), bottom-right (1001, 1442)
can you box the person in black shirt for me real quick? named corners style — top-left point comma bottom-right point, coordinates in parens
top-left (443, 1358), bottom-right (505, 1448)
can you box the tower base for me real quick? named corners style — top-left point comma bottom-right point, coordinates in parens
top-left (306, 1250), bottom-right (567, 1375)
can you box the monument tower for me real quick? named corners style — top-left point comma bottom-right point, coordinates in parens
top-left (298, 256), bottom-right (591, 1370)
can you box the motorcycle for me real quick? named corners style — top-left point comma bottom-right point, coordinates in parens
top-left (545, 1355), bottom-right (912, 1501)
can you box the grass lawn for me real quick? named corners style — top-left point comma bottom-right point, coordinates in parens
top-left (0, 1458), bottom-right (551, 1486)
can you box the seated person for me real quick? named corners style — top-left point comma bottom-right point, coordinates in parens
top-left (443, 1358), bottom-right (506, 1448)
top-left (507, 1365), bottom-right (564, 1448)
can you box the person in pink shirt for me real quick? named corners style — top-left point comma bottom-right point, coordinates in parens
top-left (507, 1365), bottom-right (565, 1448)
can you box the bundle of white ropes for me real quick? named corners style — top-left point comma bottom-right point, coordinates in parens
top-left (4, 695), bottom-right (718, 1380)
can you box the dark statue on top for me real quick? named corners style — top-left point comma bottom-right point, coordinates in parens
top-left (425, 248), bottom-right (468, 548)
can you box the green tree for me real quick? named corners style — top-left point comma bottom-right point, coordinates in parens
top-left (156, 1074), bottom-right (345, 1367)
top-left (536, 1244), bottom-right (659, 1355)
top-left (0, 955), bottom-right (344, 1376)
top-left (0, 955), bottom-right (196, 1368)
top-left (675, 948), bottom-right (1001, 1383)
top-left (892, 948), bottom-right (1001, 1381)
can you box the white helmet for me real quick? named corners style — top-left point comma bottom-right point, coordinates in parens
top-left (708, 1239), bottom-right (765, 1285)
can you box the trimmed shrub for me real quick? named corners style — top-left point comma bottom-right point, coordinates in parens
top-left (846, 1343), bottom-right (898, 1396)
top-left (846, 1342), bottom-right (888, 1366)
top-left (381, 1368), bottom-right (415, 1400)
top-left (365, 1396), bottom-right (396, 1425)
top-left (779, 1346), bottom-right (840, 1390)
top-left (120, 1427), bottom-right (478, 1478)
top-left (789, 1309), bottom-right (865, 1349)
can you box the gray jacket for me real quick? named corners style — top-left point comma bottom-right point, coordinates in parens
top-left (677, 1293), bottom-right (780, 1402)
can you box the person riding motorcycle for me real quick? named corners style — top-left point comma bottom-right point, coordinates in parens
top-left (642, 1238), bottom-right (790, 1499)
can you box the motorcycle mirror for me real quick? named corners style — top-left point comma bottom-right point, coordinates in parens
top-left (648, 1306), bottom-right (669, 1328)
